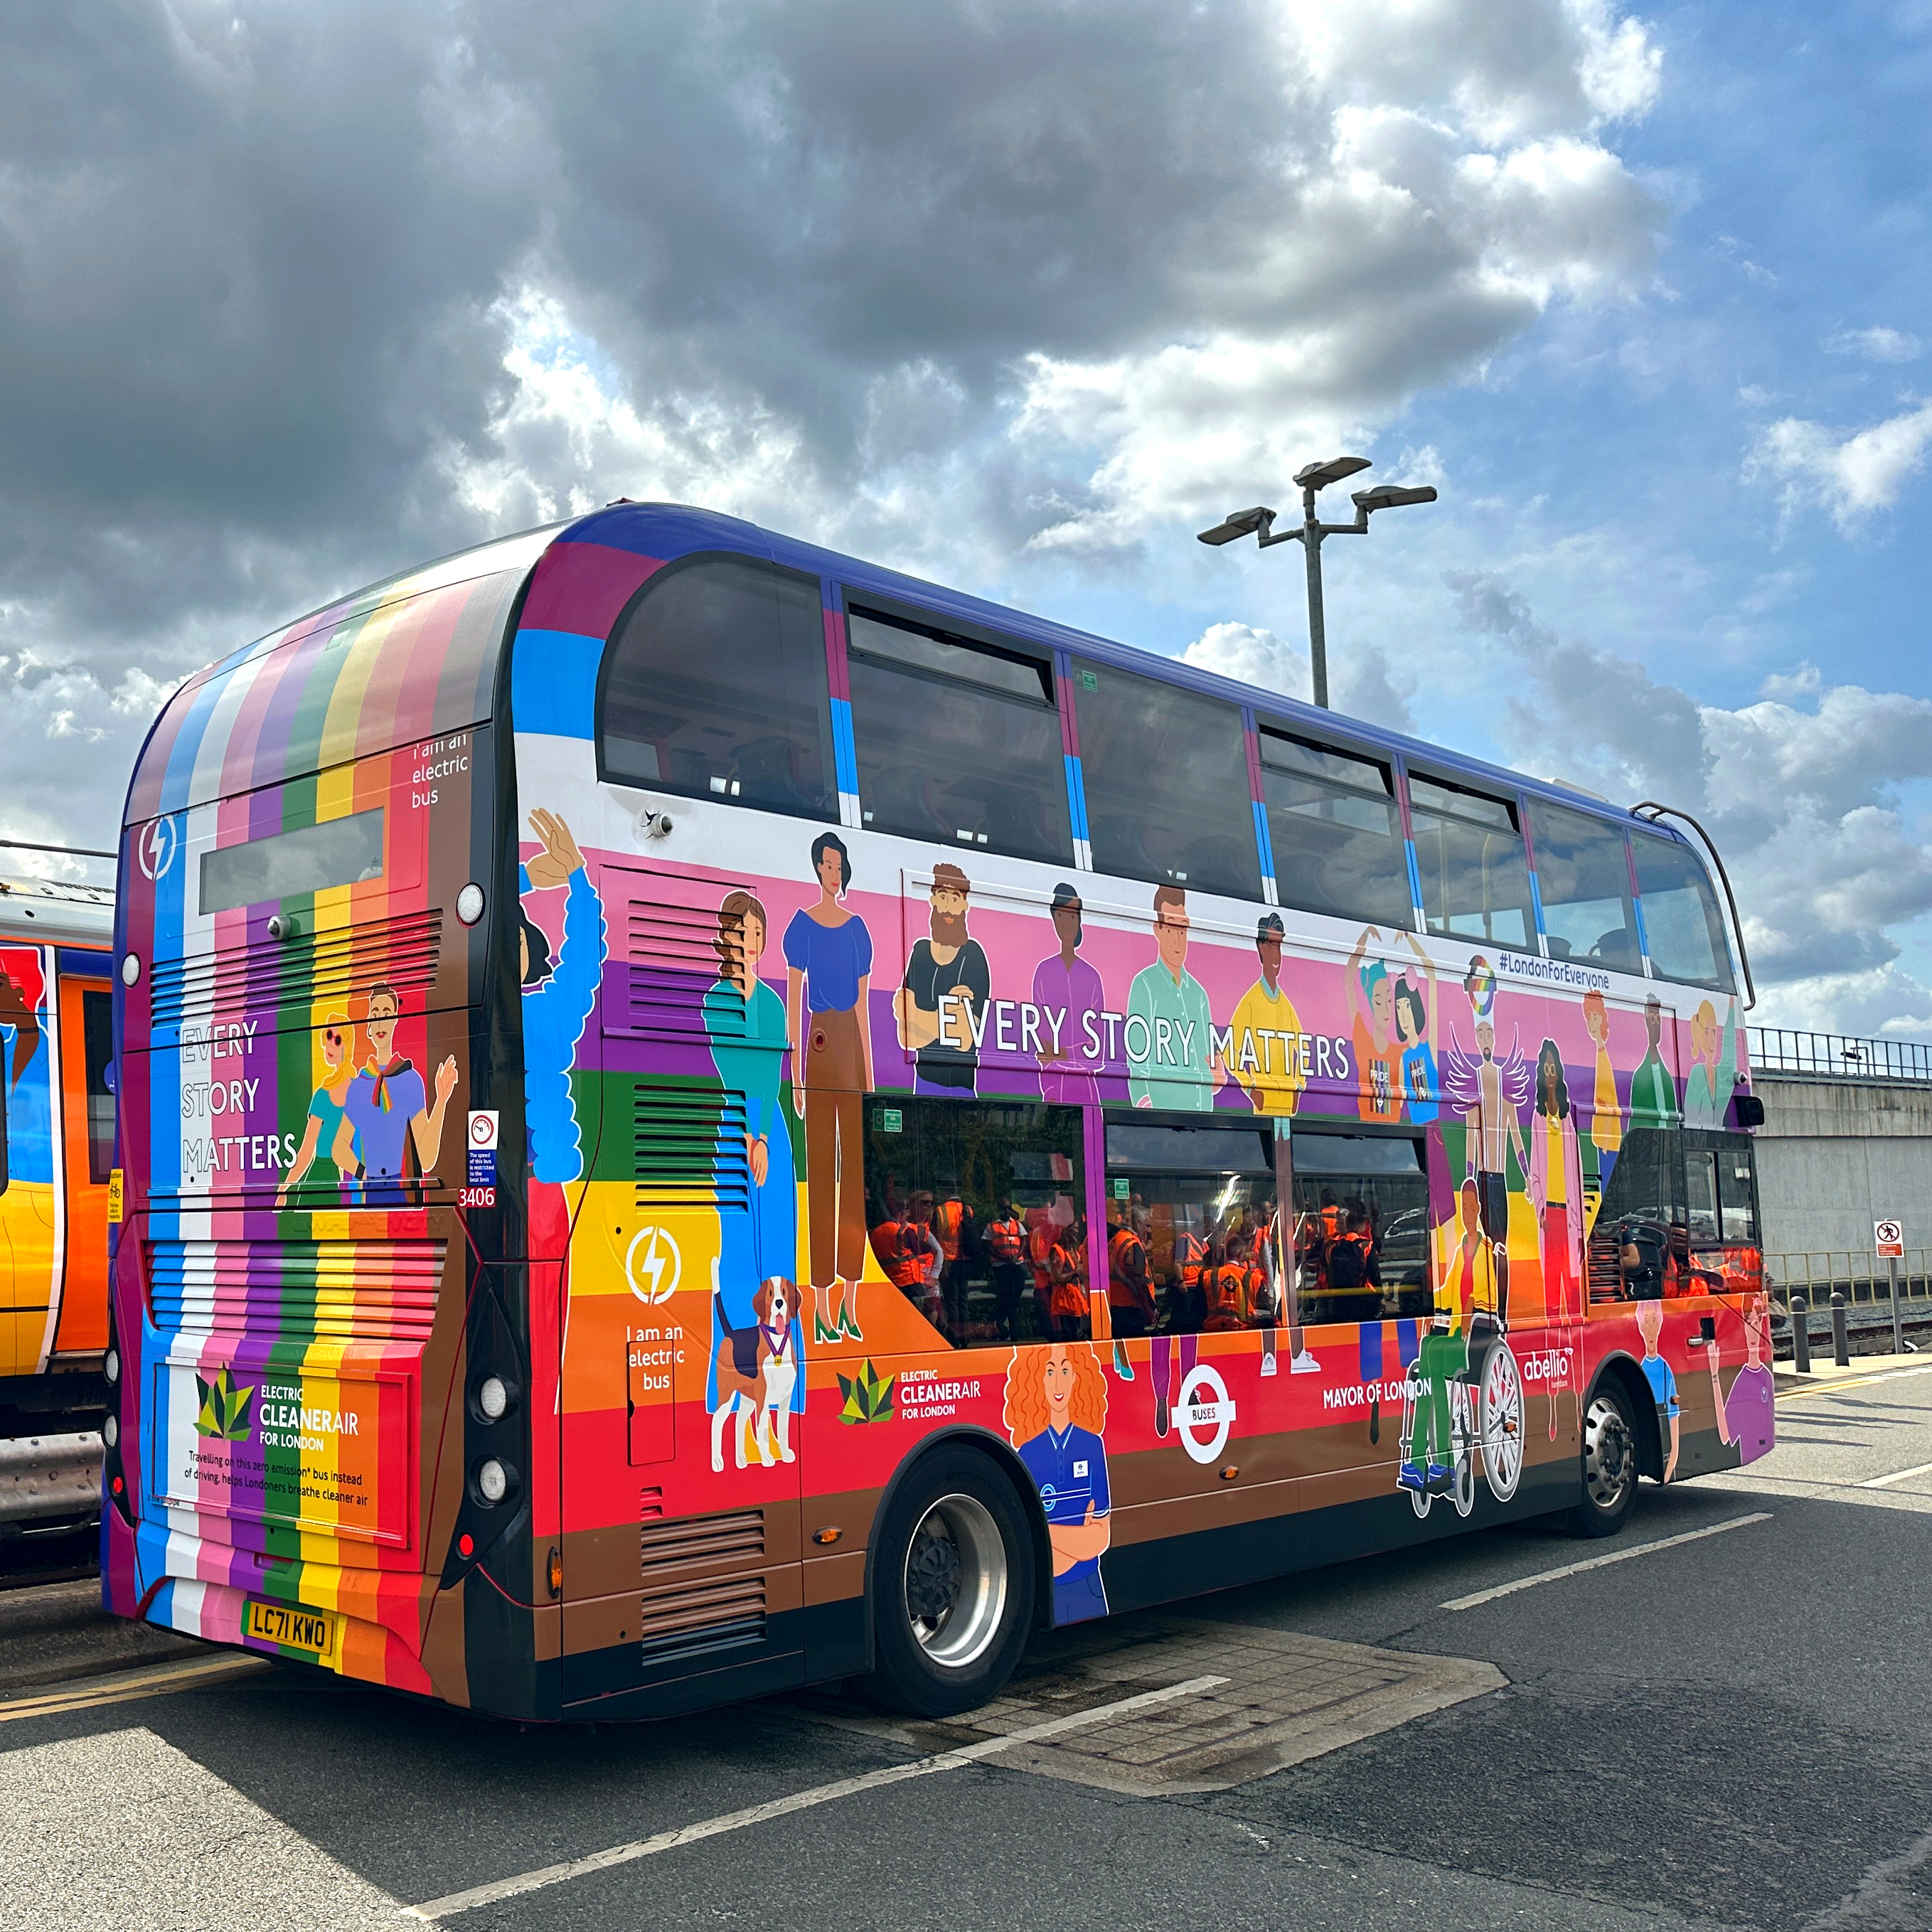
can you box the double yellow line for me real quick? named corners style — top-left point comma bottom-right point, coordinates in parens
top-left (0, 1653), bottom-right (269, 1725)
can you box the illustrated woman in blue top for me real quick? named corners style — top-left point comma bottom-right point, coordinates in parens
top-left (705, 889), bottom-right (804, 1419)
top-left (1005, 1342), bottom-right (1112, 1625)
top-left (782, 833), bottom-right (873, 1345)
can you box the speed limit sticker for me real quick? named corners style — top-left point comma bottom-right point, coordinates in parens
top-left (468, 1110), bottom-right (499, 1188)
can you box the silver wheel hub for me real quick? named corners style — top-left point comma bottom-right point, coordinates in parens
top-left (903, 1492), bottom-right (1008, 1670)
top-left (1581, 1394), bottom-right (1634, 1512)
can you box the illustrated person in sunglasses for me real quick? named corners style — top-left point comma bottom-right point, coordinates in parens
top-left (275, 1010), bottom-right (356, 1208)
top-left (334, 983), bottom-right (459, 1207)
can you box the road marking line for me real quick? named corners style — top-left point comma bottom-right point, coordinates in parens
top-left (0, 1653), bottom-right (269, 1724)
top-left (402, 1672), bottom-right (1229, 1920)
top-left (1780, 1364), bottom-right (1932, 1401)
top-left (1439, 1512), bottom-right (1773, 1612)
top-left (1858, 1460), bottom-right (1932, 1489)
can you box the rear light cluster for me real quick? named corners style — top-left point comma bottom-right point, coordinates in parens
top-left (102, 1304), bottom-right (135, 1525)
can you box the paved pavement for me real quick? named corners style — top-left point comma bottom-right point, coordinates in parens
top-left (6, 1373), bottom-right (1932, 1932)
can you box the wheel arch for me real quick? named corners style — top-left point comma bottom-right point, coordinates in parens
top-left (1588, 1350), bottom-right (1665, 1484)
top-left (861, 1425), bottom-right (1055, 1667)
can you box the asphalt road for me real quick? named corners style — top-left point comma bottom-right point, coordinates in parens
top-left (6, 1363), bottom-right (1932, 1932)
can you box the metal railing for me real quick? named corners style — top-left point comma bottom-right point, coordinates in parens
top-left (1764, 1250), bottom-right (1932, 1332)
top-left (1749, 1026), bottom-right (1932, 1084)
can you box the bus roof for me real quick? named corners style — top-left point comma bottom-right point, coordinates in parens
top-left (122, 499), bottom-right (1673, 848)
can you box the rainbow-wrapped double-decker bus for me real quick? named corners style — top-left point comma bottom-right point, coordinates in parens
top-left (107, 506), bottom-right (1771, 1720)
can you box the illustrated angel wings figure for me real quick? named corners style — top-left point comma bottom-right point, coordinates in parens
top-left (1442, 1023), bottom-right (1533, 1173)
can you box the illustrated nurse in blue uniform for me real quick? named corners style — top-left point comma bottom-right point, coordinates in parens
top-left (1005, 1342), bottom-right (1113, 1623)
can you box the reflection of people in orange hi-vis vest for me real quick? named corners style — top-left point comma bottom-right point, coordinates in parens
top-left (1203, 1247), bottom-right (1249, 1331)
top-left (1176, 1227), bottom-right (1207, 1291)
top-left (986, 1202), bottom-right (1029, 1338)
top-left (1107, 1219), bottom-right (1155, 1338)
top-left (1048, 1217), bottom-right (1089, 1340)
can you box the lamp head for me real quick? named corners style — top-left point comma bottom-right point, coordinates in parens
top-left (1293, 455), bottom-right (1372, 493)
top-left (1197, 506), bottom-right (1276, 546)
top-left (1352, 484), bottom-right (1439, 511)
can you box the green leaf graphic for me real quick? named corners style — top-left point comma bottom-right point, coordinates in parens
top-left (836, 1358), bottom-right (895, 1426)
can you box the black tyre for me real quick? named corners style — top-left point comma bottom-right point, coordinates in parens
top-left (1566, 1381), bottom-right (1639, 1538)
top-left (865, 1445), bottom-right (1037, 1718)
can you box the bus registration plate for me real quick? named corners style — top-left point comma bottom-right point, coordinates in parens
top-left (244, 1599), bottom-right (338, 1660)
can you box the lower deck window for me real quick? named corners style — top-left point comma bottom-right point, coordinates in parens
top-left (1289, 1131), bottom-right (1429, 1325)
top-left (865, 1097), bottom-right (1085, 1349)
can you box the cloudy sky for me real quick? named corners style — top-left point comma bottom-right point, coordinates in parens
top-left (4, 0), bottom-right (1929, 1035)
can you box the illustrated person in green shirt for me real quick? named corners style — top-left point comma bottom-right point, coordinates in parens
top-left (1682, 996), bottom-right (1739, 1130)
top-left (1629, 994), bottom-right (1680, 1130)
top-left (1127, 886), bottom-right (1222, 1111)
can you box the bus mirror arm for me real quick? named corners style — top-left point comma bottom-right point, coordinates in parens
top-left (1631, 801), bottom-right (1757, 1013)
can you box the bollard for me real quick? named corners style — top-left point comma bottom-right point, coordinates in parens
top-left (1831, 1289), bottom-right (1850, 1367)
top-left (1890, 1255), bottom-right (1904, 1357)
top-left (1792, 1292), bottom-right (1811, 1375)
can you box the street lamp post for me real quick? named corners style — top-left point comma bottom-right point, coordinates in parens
top-left (1197, 459), bottom-right (1437, 710)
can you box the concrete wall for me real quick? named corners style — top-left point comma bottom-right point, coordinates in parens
top-left (1752, 1072), bottom-right (1932, 1264)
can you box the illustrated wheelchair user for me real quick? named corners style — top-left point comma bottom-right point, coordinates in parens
top-left (1401, 1176), bottom-right (1525, 1517)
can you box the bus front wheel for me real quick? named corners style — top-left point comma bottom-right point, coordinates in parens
top-left (1567, 1382), bottom-right (1638, 1538)
top-left (865, 1446), bottom-right (1036, 1718)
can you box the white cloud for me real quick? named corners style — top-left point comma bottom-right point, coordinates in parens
top-left (1745, 400), bottom-right (1932, 529)
top-left (1823, 325), bottom-right (1923, 363)
top-left (1180, 619), bottom-right (1416, 735)
top-left (1448, 571), bottom-right (1932, 1031)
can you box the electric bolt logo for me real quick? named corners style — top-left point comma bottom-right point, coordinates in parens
top-left (193, 1365), bottom-right (255, 1442)
top-left (137, 816), bottom-right (178, 882)
top-left (625, 1226), bottom-right (681, 1306)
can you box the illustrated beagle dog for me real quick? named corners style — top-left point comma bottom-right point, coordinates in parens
top-left (710, 1275), bottom-right (800, 1471)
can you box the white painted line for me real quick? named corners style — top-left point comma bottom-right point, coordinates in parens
top-left (1859, 1460), bottom-right (1932, 1489)
top-left (403, 1672), bottom-right (1229, 1920)
top-left (1440, 1513), bottom-right (1773, 1612)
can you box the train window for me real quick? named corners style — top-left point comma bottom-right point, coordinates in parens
top-left (1072, 664), bottom-right (1262, 902)
top-left (82, 988), bottom-right (114, 1184)
top-left (1407, 774), bottom-right (1535, 949)
top-left (1632, 833), bottom-right (1734, 991)
top-left (1527, 801), bottom-right (1639, 972)
top-left (864, 1097), bottom-right (1086, 1350)
top-left (845, 608), bottom-right (1071, 865)
top-left (598, 555), bottom-right (836, 821)
top-left (1258, 728), bottom-right (1411, 930)
top-left (0, 1047), bottom-right (8, 1196)
top-left (198, 808), bottom-right (385, 915)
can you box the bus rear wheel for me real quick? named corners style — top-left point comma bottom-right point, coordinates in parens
top-left (865, 1446), bottom-right (1036, 1718)
top-left (1567, 1382), bottom-right (1638, 1538)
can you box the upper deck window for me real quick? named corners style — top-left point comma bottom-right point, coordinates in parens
top-left (845, 607), bottom-right (1070, 864)
top-left (598, 555), bottom-right (835, 821)
top-left (1407, 774), bottom-right (1535, 949)
top-left (1632, 832), bottom-right (1734, 991)
top-left (1258, 727), bottom-right (1411, 931)
top-left (1072, 663), bottom-right (1261, 902)
top-left (1526, 800), bottom-right (1639, 972)
top-left (198, 808), bottom-right (385, 915)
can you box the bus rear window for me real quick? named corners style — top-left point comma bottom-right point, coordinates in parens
top-left (598, 555), bottom-right (836, 820)
top-left (198, 808), bottom-right (385, 914)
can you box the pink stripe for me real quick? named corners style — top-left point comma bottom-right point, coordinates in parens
top-left (520, 540), bottom-right (661, 638)
top-left (822, 608), bottom-right (850, 701)
top-left (1056, 665), bottom-right (1082, 758)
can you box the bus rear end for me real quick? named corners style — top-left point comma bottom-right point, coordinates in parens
top-left (105, 535), bottom-right (555, 1714)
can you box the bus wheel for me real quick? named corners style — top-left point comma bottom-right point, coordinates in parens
top-left (866, 1447), bottom-right (1036, 1718)
top-left (1567, 1383), bottom-right (1638, 1539)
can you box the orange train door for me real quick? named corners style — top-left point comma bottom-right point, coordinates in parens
top-left (51, 970), bottom-right (114, 1361)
